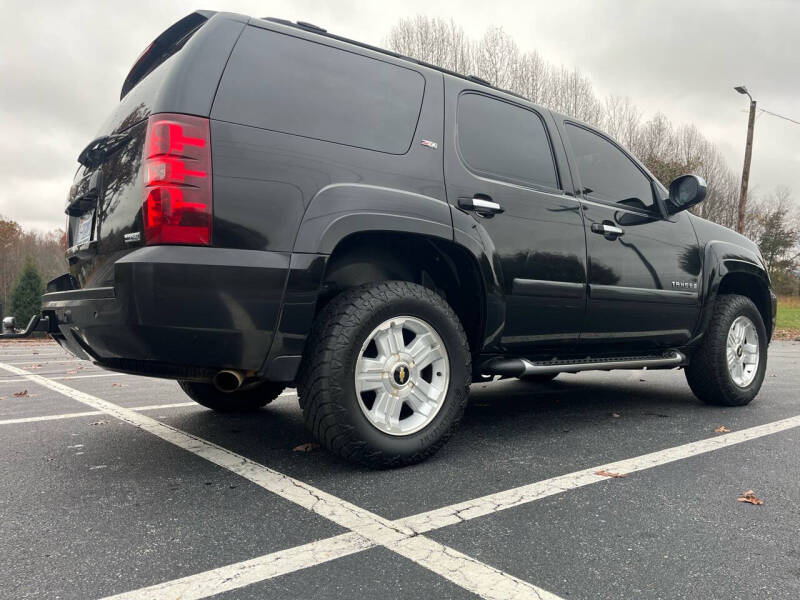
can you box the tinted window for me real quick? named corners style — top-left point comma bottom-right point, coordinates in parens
top-left (565, 124), bottom-right (654, 211)
top-left (212, 26), bottom-right (425, 154)
top-left (457, 93), bottom-right (559, 189)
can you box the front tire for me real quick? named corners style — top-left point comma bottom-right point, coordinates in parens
top-left (297, 281), bottom-right (471, 468)
top-left (685, 294), bottom-right (767, 406)
top-left (178, 380), bottom-right (285, 412)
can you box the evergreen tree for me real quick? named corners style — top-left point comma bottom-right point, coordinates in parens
top-left (10, 258), bottom-right (44, 326)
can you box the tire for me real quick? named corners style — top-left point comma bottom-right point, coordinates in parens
top-left (178, 380), bottom-right (285, 412)
top-left (685, 294), bottom-right (767, 406)
top-left (520, 373), bottom-right (558, 383)
top-left (297, 281), bottom-right (471, 468)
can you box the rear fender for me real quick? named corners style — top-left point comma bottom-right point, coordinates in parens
top-left (292, 183), bottom-right (453, 253)
top-left (291, 183), bottom-right (505, 352)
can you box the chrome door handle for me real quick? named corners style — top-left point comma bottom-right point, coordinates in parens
top-left (458, 194), bottom-right (504, 216)
top-left (591, 222), bottom-right (624, 236)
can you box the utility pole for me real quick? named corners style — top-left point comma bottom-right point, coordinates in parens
top-left (734, 86), bottom-right (756, 234)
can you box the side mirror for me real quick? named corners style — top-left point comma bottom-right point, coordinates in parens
top-left (666, 174), bottom-right (707, 214)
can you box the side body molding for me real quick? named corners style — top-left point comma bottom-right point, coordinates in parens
top-left (293, 183), bottom-right (454, 254)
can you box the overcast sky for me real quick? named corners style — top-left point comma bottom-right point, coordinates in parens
top-left (1, 0), bottom-right (798, 232)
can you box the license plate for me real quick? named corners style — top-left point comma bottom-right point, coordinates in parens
top-left (76, 211), bottom-right (94, 246)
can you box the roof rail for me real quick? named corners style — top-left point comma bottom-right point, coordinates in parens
top-left (259, 17), bottom-right (533, 103)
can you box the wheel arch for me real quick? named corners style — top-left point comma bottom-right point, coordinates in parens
top-left (291, 183), bottom-right (505, 357)
top-left (695, 241), bottom-right (775, 342)
top-left (318, 230), bottom-right (488, 357)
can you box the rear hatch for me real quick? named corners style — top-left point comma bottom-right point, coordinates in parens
top-left (64, 11), bottom-right (241, 289)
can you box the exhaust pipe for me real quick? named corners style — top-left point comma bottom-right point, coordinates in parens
top-left (213, 370), bottom-right (245, 393)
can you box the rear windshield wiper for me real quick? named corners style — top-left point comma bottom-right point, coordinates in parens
top-left (77, 133), bottom-right (130, 168)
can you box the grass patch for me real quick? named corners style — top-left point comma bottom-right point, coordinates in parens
top-left (776, 296), bottom-right (800, 330)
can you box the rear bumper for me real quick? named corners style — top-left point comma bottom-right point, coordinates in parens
top-left (42, 246), bottom-right (325, 382)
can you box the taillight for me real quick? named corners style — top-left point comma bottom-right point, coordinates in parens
top-left (142, 113), bottom-right (212, 245)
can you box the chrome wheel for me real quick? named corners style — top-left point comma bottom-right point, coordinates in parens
top-left (726, 315), bottom-right (759, 387)
top-left (354, 316), bottom-right (450, 436)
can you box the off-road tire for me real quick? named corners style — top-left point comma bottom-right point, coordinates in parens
top-left (178, 380), bottom-right (284, 412)
top-left (685, 294), bottom-right (767, 406)
top-left (297, 281), bottom-right (471, 468)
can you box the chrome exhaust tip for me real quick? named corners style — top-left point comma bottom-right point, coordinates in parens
top-left (213, 370), bottom-right (245, 393)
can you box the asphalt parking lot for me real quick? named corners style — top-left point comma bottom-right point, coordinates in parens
top-left (1, 340), bottom-right (798, 600)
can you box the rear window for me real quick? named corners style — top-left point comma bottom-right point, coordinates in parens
top-left (212, 26), bottom-right (426, 154)
top-left (121, 12), bottom-right (208, 99)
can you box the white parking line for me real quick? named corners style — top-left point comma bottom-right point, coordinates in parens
top-left (398, 412), bottom-right (800, 532)
top-left (0, 362), bottom-right (558, 600)
top-left (0, 358), bottom-right (82, 365)
top-left (0, 402), bottom-right (197, 425)
top-left (93, 409), bottom-right (800, 600)
top-left (0, 353), bottom-right (67, 358)
top-left (0, 372), bottom-right (114, 385)
top-left (5, 358), bottom-right (800, 600)
top-left (103, 533), bottom-right (373, 600)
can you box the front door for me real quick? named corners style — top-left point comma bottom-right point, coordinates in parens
top-left (443, 80), bottom-right (587, 355)
top-left (561, 121), bottom-right (703, 353)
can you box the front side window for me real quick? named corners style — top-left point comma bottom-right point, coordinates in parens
top-left (565, 123), bottom-right (655, 212)
top-left (457, 93), bottom-right (559, 190)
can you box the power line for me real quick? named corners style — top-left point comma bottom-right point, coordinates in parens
top-left (759, 107), bottom-right (800, 127)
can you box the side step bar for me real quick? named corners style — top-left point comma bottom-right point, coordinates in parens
top-left (481, 351), bottom-right (686, 378)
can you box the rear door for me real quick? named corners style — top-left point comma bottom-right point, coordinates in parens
top-left (444, 79), bottom-right (587, 355)
top-left (560, 121), bottom-right (702, 353)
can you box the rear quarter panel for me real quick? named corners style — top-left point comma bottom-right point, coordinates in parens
top-left (208, 22), bottom-right (447, 253)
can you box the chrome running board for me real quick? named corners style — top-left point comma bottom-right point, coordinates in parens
top-left (481, 351), bottom-right (686, 378)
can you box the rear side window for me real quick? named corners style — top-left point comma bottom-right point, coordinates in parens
top-left (565, 123), bottom-right (655, 211)
top-left (212, 26), bottom-right (425, 154)
top-left (456, 93), bottom-right (559, 190)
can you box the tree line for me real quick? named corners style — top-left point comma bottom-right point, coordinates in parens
top-left (387, 16), bottom-right (799, 294)
top-left (0, 218), bottom-right (65, 324)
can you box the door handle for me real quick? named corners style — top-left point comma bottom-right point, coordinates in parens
top-left (458, 194), bottom-right (504, 216)
top-left (591, 222), bottom-right (624, 237)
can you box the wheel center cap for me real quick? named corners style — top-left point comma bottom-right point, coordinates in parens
top-left (392, 364), bottom-right (410, 386)
top-left (737, 345), bottom-right (743, 358)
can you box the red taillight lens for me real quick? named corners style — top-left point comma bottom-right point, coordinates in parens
top-left (142, 113), bottom-right (212, 245)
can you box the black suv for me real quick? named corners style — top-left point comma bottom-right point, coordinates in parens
top-left (5, 11), bottom-right (776, 467)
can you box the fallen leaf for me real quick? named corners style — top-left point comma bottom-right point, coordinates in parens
top-left (714, 425), bottom-right (731, 433)
top-left (737, 490), bottom-right (764, 505)
top-left (29, 364), bottom-right (42, 369)
top-left (595, 469), bottom-right (627, 478)
top-left (66, 370), bottom-right (78, 375)
top-left (112, 383), bottom-right (127, 387)
top-left (611, 412), bottom-right (621, 418)
top-left (293, 442), bottom-right (320, 453)
top-left (13, 390), bottom-right (28, 397)
top-left (89, 420), bottom-right (108, 426)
